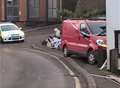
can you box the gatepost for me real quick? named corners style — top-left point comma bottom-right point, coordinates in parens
top-left (106, 0), bottom-right (120, 74)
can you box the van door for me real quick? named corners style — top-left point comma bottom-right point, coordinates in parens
top-left (78, 23), bottom-right (90, 54)
top-left (64, 23), bottom-right (80, 52)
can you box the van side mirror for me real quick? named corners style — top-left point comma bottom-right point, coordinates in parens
top-left (81, 31), bottom-right (90, 38)
top-left (80, 23), bottom-right (90, 38)
top-left (80, 24), bottom-right (87, 30)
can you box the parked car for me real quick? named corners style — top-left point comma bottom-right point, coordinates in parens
top-left (0, 22), bottom-right (25, 43)
top-left (61, 18), bottom-right (107, 64)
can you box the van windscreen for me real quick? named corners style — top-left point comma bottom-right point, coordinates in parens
top-left (88, 22), bottom-right (106, 36)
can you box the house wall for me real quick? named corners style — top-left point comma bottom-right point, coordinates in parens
top-left (40, 0), bottom-right (47, 21)
top-left (0, 0), bottom-right (60, 23)
top-left (0, 0), bottom-right (1, 20)
top-left (19, 0), bottom-right (27, 21)
top-left (0, 0), bottom-right (5, 21)
top-left (106, 0), bottom-right (120, 69)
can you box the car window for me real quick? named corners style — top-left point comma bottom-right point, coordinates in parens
top-left (88, 22), bottom-right (106, 36)
top-left (80, 23), bottom-right (89, 34)
top-left (1, 25), bottom-right (18, 31)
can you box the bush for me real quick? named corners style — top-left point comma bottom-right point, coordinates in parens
top-left (62, 9), bottom-right (73, 19)
top-left (57, 9), bottom-right (74, 23)
top-left (74, 9), bottom-right (105, 18)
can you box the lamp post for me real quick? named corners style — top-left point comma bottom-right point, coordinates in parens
top-left (60, 0), bottom-right (62, 12)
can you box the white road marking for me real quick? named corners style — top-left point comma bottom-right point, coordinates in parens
top-left (44, 51), bottom-right (81, 88)
top-left (90, 74), bottom-right (120, 86)
top-left (74, 77), bottom-right (81, 88)
top-left (90, 74), bottom-right (111, 79)
top-left (26, 48), bottom-right (81, 88)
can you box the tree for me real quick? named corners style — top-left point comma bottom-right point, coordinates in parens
top-left (74, 0), bottom-right (106, 18)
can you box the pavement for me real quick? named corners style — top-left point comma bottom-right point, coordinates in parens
top-left (19, 24), bottom-right (120, 87)
top-left (22, 24), bottom-right (61, 32)
top-left (109, 75), bottom-right (120, 83)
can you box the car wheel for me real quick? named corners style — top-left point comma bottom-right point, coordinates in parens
top-left (87, 51), bottom-right (96, 65)
top-left (21, 40), bottom-right (24, 42)
top-left (63, 46), bottom-right (70, 57)
top-left (0, 37), bottom-right (3, 43)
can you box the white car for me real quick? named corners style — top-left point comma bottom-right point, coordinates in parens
top-left (0, 22), bottom-right (25, 42)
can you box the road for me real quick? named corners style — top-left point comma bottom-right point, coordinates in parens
top-left (0, 46), bottom-right (75, 88)
top-left (0, 25), bottom-right (120, 88)
top-left (0, 26), bottom-right (75, 88)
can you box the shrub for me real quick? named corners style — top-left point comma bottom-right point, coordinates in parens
top-left (57, 9), bottom-right (73, 23)
top-left (74, 9), bottom-right (106, 18)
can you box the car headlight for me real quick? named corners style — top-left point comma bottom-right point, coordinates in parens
top-left (1, 33), bottom-right (11, 39)
top-left (96, 39), bottom-right (107, 47)
top-left (1, 33), bottom-right (7, 38)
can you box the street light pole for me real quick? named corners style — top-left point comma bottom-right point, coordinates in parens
top-left (60, 0), bottom-right (62, 12)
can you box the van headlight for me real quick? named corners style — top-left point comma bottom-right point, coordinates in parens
top-left (96, 39), bottom-right (107, 48)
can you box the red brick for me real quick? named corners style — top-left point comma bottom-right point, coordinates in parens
top-left (0, 0), bottom-right (5, 21)
top-left (19, 0), bottom-right (27, 21)
top-left (40, 0), bottom-right (46, 18)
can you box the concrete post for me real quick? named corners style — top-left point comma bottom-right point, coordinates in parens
top-left (60, 0), bottom-right (62, 12)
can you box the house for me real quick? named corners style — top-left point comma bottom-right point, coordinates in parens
top-left (0, 0), bottom-right (62, 26)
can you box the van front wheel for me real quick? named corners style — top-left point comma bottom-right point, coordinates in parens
top-left (63, 46), bottom-right (70, 57)
top-left (87, 51), bottom-right (96, 65)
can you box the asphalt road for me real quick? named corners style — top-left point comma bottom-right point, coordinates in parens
top-left (25, 26), bottom-right (120, 88)
top-left (0, 47), bottom-right (74, 88)
top-left (0, 26), bottom-right (75, 88)
top-left (0, 25), bottom-right (120, 88)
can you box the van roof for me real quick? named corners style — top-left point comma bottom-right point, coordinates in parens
top-left (65, 17), bottom-right (106, 20)
top-left (64, 18), bottom-right (105, 24)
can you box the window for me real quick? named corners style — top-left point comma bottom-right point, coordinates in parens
top-left (88, 22), bottom-right (106, 36)
top-left (48, 0), bottom-right (57, 18)
top-left (1, 25), bottom-right (18, 31)
top-left (80, 23), bottom-right (89, 34)
top-left (29, 0), bottom-right (40, 18)
top-left (6, 0), bottom-right (19, 21)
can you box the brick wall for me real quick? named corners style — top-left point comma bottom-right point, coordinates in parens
top-left (0, 0), bottom-right (1, 20)
top-left (0, 0), bottom-right (5, 21)
top-left (19, 0), bottom-right (27, 21)
top-left (40, 0), bottom-right (46, 21)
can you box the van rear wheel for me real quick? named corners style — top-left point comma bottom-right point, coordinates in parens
top-left (87, 51), bottom-right (96, 65)
top-left (63, 46), bottom-right (70, 57)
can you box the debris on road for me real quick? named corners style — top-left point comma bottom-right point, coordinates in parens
top-left (42, 28), bottom-right (61, 49)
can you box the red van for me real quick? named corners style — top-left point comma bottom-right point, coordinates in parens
top-left (61, 19), bottom-right (106, 64)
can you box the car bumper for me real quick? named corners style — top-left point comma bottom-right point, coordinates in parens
top-left (3, 38), bottom-right (24, 42)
